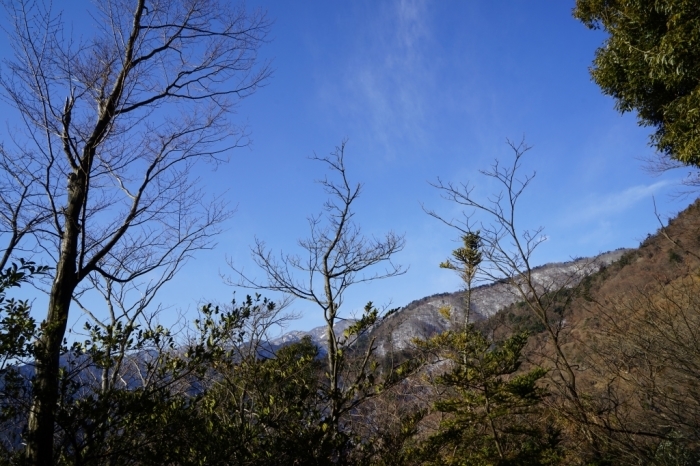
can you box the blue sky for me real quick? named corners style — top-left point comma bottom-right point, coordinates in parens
top-left (1, 1), bottom-right (695, 334)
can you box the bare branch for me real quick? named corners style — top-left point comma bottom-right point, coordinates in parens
top-left (230, 140), bottom-right (405, 441)
top-left (425, 138), bottom-right (600, 447)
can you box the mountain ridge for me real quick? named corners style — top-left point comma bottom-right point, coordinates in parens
top-left (271, 249), bottom-right (630, 355)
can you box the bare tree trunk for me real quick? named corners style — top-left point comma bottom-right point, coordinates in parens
top-left (26, 284), bottom-right (73, 465)
top-left (26, 163), bottom-right (88, 463)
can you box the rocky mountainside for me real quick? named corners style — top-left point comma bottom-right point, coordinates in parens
top-left (369, 249), bottom-right (628, 356)
top-left (271, 249), bottom-right (629, 355)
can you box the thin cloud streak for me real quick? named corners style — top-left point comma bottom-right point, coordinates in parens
top-left (321, 0), bottom-right (436, 158)
top-left (565, 180), bottom-right (675, 225)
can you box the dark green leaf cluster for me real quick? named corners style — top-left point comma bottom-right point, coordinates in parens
top-left (0, 260), bottom-right (48, 364)
top-left (574, 0), bottom-right (700, 165)
top-left (0, 282), bottom-right (334, 465)
top-left (0, 261), bottom-right (48, 455)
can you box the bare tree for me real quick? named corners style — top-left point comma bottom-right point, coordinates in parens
top-left (423, 139), bottom-right (601, 451)
top-left (0, 0), bottom-right (270, 463)
top-left (232, 140), bottom-right (406, 447)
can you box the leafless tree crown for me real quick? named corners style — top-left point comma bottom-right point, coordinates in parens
top-left (0, 1), bottom-right (271, 463)
top-left (0, 0), bottom-right (271, 283)
top-left (234, 140), bottom-right (405, 323)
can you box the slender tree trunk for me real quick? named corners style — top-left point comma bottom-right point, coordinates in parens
top-left (325, 300), bottom-right (340, 431)
top-left (323, 252), bottom-right (341, 435)
top-left (484, 393), bottom-right (504, 460)
top-left (25, 172), bottom-right (84, 465)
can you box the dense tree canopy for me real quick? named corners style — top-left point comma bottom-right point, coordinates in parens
top-left (574, 0), bottom-right (700, 166)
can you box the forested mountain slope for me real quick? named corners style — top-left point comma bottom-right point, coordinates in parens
top-left (354, 199), bottom-right (700, 465)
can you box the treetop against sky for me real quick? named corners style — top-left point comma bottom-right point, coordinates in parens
top-left (0, 0), bottom-right (693, 333)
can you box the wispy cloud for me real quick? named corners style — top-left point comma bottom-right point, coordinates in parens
top-left (319, 0), bottom-right (436, 159)
top-left (564, 180), bottom-right (675, 225)
top-left (395, 0), bottom-right (430, 51)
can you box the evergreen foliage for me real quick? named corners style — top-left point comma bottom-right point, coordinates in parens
top-left (413, 327), bottom-right (560, 466)
top-left (574, 0), bottom-right (700, 165)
